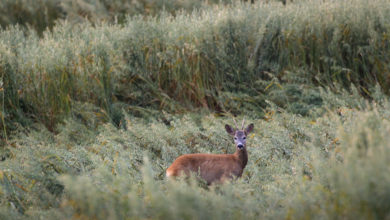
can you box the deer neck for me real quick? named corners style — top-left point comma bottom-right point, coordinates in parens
top-left (234, 148), bottom-right (248, 169)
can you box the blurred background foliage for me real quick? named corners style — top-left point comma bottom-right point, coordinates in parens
top-left (0, 0), bottom-right (235, 35)
top-left (0, 0), bottom-right (389, 136)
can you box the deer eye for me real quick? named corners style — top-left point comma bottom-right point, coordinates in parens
top-left (243, 137), bottom-right (246, 139)
top-left (234, 137), bottom-right (237, 140)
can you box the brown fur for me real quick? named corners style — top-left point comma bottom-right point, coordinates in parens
top-left (166, 145), bottom-right (249, 185)
top-left (166, 122), bottom-right (253, 185)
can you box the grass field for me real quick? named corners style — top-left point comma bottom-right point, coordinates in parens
top-left (1, 0), bottom-right (390, 219)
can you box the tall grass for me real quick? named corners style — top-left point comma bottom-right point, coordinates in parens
top-left (0, 0), bottom-right (62, 34)
top-left (1, 0), bottom-right (390, 218)
top-left (1, 96), bottom-right (390, 219)
top-left (0, 0), bottom-right (232, 35)
top-left (1, 0), bottom-right (389, 135)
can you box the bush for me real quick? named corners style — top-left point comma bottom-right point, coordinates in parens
top-left (1, 0), bottom-right (390, 135)
top-left (0, 0), bottom-right (232, 35)
top-left (1, 99), bottom-right (390, 219)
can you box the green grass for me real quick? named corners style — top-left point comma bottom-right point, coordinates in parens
top-left (1, 0), bottom-right (390, 136)
top-left (1, 0), bottom-right (390, 219)
top-left (0, 0), bottom-right (233, 35)
top-left (1, 95), bottom-right (390, 219)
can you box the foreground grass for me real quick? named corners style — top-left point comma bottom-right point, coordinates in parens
top-left (1, 93), bottom-right (390, 219)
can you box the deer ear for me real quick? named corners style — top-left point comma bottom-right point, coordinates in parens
top-left (225, 124), bottom-right (235, 136)
top-left (245, 123), bottom-right (254, 134)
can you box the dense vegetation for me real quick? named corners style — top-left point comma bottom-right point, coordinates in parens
top-left (1, 0), bottom-right (390, 219)
top-left (0, 0), bottom-right (233, 34)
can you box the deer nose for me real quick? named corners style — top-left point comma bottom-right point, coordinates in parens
top-left (237, 144), bottom-right (244, 149)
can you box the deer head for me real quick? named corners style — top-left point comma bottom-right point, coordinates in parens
top-left (225, 119), bottom-right (254, 150)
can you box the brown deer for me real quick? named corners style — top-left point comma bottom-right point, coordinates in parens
top-left (166, 119), bottom-right (254, 185)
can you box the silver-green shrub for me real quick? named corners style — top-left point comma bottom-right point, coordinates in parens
top-left (1, 0), bottom-right (390, 134)
top-left (1, 97), bottom-right (390, 219)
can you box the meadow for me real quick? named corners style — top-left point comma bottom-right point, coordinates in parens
top-left (1, 0), bottom-right (390, 219)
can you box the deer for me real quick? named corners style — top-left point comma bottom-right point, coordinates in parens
top-left (166, 119), bottom-right (254, 185)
